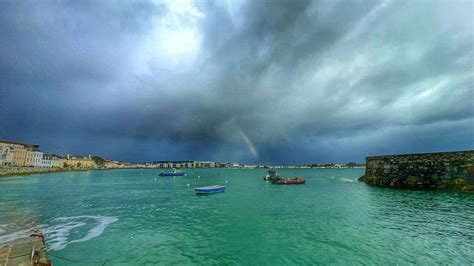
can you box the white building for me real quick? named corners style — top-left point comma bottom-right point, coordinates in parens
top-left (195, 161), bottom-right (215, 168)
top-left (41, 153), bottom-right (54, 168)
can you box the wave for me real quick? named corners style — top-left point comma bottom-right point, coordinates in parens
top-left (0, 215), bottom-right (118, 251)
top-left (0, 224), bottom-right (6, 234)
top-left (328, 176), bottom-right (358, 183)
top-left (0, 227), bottom-right (44, 243)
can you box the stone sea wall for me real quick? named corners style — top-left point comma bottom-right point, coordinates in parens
top-left (0, 166), bottom-right (102, 178)
top-left (359, 150), bottom-right (474, 191)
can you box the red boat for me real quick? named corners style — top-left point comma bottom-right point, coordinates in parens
top-left (272, 177), bottom-right (305, 185)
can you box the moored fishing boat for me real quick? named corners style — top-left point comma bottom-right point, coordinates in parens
top-left (263, 169), bottom-right (279, 180)
top-left (272, 177), bottom-right (305, 185)
top-left (195, 185), bottom-right (226, 194)
top-left (159, 169), bottom-right (185, 176)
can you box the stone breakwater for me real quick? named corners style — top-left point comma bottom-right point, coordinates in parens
top-left (358, 150), bottom-right (474, 191)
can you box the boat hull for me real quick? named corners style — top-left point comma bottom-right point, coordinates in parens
top-left (159, 172), bottom-right (185, 176)
top-left (264, 175), bottom-right (278, 181)
top-left (195, 186), bottom-right (226, 194)
top-left (272, 177), bottom-right (305, 185)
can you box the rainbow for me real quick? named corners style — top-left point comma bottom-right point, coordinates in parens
top-left (238, 129), bottom-right (259, 159)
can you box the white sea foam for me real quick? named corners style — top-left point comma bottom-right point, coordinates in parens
top-left (0, 224), bottom-right (6, 234)
top-left (44, 220), bottom-right (87, 250)
top-left (63, 216), bottom-right (118, 248)
top-left (0, 227), bottom-right (39, 243)
top-left (46, 216), bottom-right (118, 250)
top-left (328, 176), bottom-right (357, 183)
top-left (0, 215), bottom-right (118, 251)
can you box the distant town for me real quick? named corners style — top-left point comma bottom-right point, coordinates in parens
top-left (0, 139), bottom-right (365, 170)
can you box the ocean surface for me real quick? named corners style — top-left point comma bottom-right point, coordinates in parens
top-left (0, 168), bottom-right (473, 265)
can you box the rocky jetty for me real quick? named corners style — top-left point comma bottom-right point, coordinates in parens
top-left (359, 150), bottom-right (474, 191)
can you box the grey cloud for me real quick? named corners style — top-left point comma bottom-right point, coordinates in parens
top-left (0, 0), bottom-right (472, 163)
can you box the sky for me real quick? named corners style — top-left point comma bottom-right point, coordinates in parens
top-left (0, 0), bottom-right (473, 164)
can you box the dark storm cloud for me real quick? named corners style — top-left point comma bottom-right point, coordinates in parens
top-left (0, 0), bottom-right (473, 163)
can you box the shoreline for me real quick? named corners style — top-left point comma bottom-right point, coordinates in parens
top-left (0, 166), bottom-right (364, 179)
top-left (0, 167), bottom-right (119, 178)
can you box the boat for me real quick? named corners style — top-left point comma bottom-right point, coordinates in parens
top-left (158, 169), bottom-right (185, 176)
top-left (272, 177), bottom-right (305, 185)
top-left (195, 185), bottom-right (226, 194)
top-left (263, 169), bottom-right (280, 181)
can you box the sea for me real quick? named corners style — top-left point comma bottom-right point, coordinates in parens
top-left (0, 168), bottom-right (473, 265)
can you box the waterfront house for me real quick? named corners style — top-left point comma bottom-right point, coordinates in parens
top-left (13, 148), bottom-right (28, 166)
top-left (0, 140), bottom-right (42, 167)
top-left (50, 154), bottom-right (66, 168)
top-left (182, 161), bottom-right (195, 168)
top-left (153, 160), bottom-right (194, 168)
top-left (0, 140), bottom-right (26, 166)
top-left (65, 154), bottom-right (95, 168)
top-left (195, 161), bottom-right (215, 168)
top-left (215, 162), bottom-right (227, 168)
top-left (24, 147), bottom-right (43, 167)
top-left (41, 153), bottom-right (65, 168)
top-left (154, 161), bottom-right (171, 168)
top-left (41, 153), bottom-right (53, 168)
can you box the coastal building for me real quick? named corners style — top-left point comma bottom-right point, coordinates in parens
top-left (104, 160), bottom-right (123, 168)
top-left (50, 154), bottom-right (66, 168)
top-left (41, 153), bottom-right (57, 168)
top-left (65, 154), bottom-right (96, 168)
top-left (195, 161), bottom-right (215, 168)
top-left (153, 160), bottom-right (196, 168)
top-left (149, 160), bottom-right (276, 169)
top-left (13, 148), bottom-right (28, 166)
top-left (24, 149), bottom-right (43, 167)
top-left (155, 161), bottom-right (171, 168)
top-left (0, 140), bottom-right (27, 166)
top-left (182, 161), bottom-right (195, 168)
top-left (216, 162), bottom-right (228, 168)
top-left (0, 142), bottom-right (12, 165)
top-left (0, 140), bottom-right (42, 167)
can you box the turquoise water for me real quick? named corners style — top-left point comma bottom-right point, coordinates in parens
top-left (0, 168), bottom-right (473, 265)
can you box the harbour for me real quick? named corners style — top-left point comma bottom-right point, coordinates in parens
top-left (1, 0), bottom-right (473, 264)
top-left (0, 168), bottom-right (473, 264)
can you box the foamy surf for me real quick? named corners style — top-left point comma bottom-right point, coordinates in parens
top-left (0, 227), bottom-right (45, 243)
top-left (0, 215), bottom-right (118, 251)
top-left (328, 176), bottom-right (358, 183)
